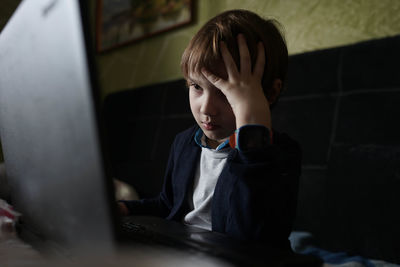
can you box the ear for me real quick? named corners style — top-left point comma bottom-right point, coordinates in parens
top-left (268, 79), bottom-right (282, 104)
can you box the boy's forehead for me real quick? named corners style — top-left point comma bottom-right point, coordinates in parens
top-left (188, 60), bottom-right (228, 82)
top-left (187, 71), bottom-right (221, 92)
top-left (187, 71), bottom-right (206, 85)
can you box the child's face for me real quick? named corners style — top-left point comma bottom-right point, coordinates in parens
top-left (188, 62), bottom-right (236, 149)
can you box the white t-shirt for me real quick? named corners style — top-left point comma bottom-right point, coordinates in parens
top-left (183, 146), bottom-right (231, 230)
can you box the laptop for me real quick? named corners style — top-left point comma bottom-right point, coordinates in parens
top-left (0, 0), bottom-right (321, 266)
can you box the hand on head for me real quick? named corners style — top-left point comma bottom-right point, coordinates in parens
top-left (201, 34), bottom-right (272, 130)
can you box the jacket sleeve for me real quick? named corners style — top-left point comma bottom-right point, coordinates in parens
top-left (121, 139), bottom-right (176, 218)
top-left (213, 132), bottom-right (301, 248)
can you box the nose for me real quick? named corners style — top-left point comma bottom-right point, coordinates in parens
top-left (200, 92), bottom-right (217, 117)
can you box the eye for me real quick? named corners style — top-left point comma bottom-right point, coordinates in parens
top-left (190, 82), bottom-right (202, 91)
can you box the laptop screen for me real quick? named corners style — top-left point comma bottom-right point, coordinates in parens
top-left (0, 0), bottom-right (116, 254)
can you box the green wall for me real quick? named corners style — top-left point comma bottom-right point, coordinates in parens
top-left (97, 0), bottom-right (400, 97)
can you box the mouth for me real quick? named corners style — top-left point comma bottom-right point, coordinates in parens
top-left (202, 122), bottom-right (218, 131)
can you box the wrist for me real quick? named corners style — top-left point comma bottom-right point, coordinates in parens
top-left (118, 201), bottom-right (130, 216)
top-left (233, 94), bottom-right (271, 128)
top-left (235, 105), bottom-right (271, 129)
top-left (229, 125), bottom-right (272, 151)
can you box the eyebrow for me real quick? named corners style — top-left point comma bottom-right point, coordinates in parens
top-left (187, 73), bottom-right (220, 91)
top-left (186, 76), bottom-right (202, 85)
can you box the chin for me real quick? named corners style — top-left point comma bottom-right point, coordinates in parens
top-left (204, 131), bottom-right (229, 143)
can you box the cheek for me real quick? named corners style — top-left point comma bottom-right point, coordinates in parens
top-left (220, 101), bottom-right (234, 118)
top-left (221, 103), bottom-right (236, 127)
top-left (189, 93), bottom-right (200, 116)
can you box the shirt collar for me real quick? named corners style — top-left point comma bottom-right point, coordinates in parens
top-left (194, 128), bottom-right (230, 151)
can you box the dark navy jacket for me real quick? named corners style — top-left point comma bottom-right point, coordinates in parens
top-left (124, 125), bottom-right (301, 249)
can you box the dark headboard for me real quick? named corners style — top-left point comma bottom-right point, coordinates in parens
top-left (274, 35), bottom-right (400, 263)
top-left (103, 35), bottom-right (400, 263)
top-left (103, 80), bottom-right (195, 198)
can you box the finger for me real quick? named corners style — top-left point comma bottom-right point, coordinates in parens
top-left (220, 41), bottom-right (239, 79)
top-left (254, 42), bottom-right (265, 80)
top-left (201, 67), bottom-right (229, 90)
top-left (238, 34), bottom-right (251, 75)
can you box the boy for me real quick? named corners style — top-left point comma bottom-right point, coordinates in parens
top-left (119, 9), bottom-right (301, 250)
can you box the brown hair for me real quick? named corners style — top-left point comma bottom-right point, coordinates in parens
top-left (181, 9), bottom-right (288, 102)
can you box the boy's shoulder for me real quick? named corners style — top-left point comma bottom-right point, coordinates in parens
top-left (176, 124), bottom-right (198, 139)
top-left (172, 124), bottom-right (199, 147)
top-left (273, 129), bottom-right (298, 145)
top-left (272, 129), bottom-right (302, 155)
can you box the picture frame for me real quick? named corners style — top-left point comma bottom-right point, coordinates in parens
top-left (96, 0), bottom-right (194, 52)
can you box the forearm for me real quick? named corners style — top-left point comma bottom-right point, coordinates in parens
top-left (227, 169), bottom-right (299, 244)
top-left (234, 94), bottom-right (271, 130)
top-left (216, 133), bottom-right (301, 246)
top-left (119, 138), bottom-right (177, 217)
top-left (120, 196), bottom-right (170, 217)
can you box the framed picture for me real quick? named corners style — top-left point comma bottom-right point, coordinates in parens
top-left (96, 0), bottom-right (194, 52)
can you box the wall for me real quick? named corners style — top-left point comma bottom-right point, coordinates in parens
top-left (97, 0), bottom-right (400, 97)
top-left (1, 0), bottom-right (400, 161)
